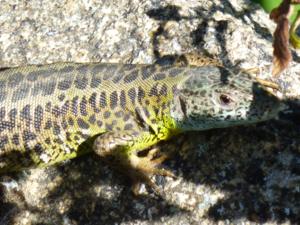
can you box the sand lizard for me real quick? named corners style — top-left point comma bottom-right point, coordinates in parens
top-left (0, 62), bottom-right (283, 192)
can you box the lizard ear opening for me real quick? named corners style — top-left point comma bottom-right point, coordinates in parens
top-left (178, 94), bottom-right (187, 119)
top-left (170, 93), bottom-right (188, 123)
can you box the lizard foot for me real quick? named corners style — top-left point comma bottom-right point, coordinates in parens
top-left (93, 132), bottom-right (176, 196)
top-left (129, 147), bottom-right (176, 196)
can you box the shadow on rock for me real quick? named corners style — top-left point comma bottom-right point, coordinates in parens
top-left (0, 153), bottom-right (185, 224)
top-left (166, 104), bottom-right (300, 223)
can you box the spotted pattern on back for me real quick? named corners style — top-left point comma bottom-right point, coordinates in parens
top-left (0, 63), bottom-right (187, 172)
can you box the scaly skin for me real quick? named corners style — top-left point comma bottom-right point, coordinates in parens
top-left (0, 62), bottom-right (282, 190)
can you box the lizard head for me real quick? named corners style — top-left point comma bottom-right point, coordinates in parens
top-left (170, 66), bottom-right (283, 131)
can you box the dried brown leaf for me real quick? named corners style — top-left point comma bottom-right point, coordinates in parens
top-left (272, 16), bottom-right (292, 76)
top-left (270, 0), bottom-right (291, 22)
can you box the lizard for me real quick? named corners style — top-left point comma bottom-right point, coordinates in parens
top-left (0, 62), bottom-right (283, 193)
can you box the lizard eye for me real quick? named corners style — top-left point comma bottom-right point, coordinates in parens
top-left (219, 94), bottom-right (233, 106)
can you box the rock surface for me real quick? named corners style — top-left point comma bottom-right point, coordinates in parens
top-left (0, 0), bottom-right (299, 224)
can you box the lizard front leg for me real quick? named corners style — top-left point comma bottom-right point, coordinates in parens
top-left (93, 131), bottom-right (175, 195)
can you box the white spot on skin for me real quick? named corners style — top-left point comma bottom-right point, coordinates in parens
top-left (40, 153), bottom-right (51, 163)
top-left (57, 134), bottom-right (71, 154)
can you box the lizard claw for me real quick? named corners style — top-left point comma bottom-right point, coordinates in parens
top-left (127, 147), bottom-right (175, 196)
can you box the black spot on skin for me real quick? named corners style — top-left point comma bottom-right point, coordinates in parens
top-left (88, 114), bottom-right (96, 124)
top-left (75, 74), bottom-right (88, 89)
top-left (44, 120), bottom-right (52, 130)
top-left (92, 64), bottom-right (106, 74)
top-left (31, 82), bottom-right (44, 96)
top-left (0, 90), bottom-right (6, 102)
top-left (123, 114), bottom-right (130, 121)
top-left (159, 84), bottom-right (168, 96)
top-left (8, 108), bottom-right (17, 124)
top-left (27, 72), bottom-right (38, 82)
top-left (89, 92), bottom-right (97, 111)
top-left (45, 138), bottom-right (51, 145)
top-left (0, 121), bottom-right (13, 131)
top-left (161, 102), bottom-right (168, 110)
top-left (112, 72), bottom-right (124, 84)
top-left (61, 100), bottom-right (70, 115)
top-left (12, 134), bottom-right (20, 145)
top-left (52, 105), bottom-right (61, 117)
top-left (200, 90), bottom-right (206, 97)
top-left (0, 107), bottom-right (6, 120)
top-left (115, 111), bottom-right (124, 118)
top-left (124, 123), bottom-right (133, 130)
top-left (77, 65), bottom-right (88, 74)
top-left (0, 80), bottom-right (6, 90)
top-left (27, 69), bottom-right (57, 81)
top-left (58, 77), bottom-right (73, 90)
top-left (53, 122), bottom-right (61, 135)
top-left (58, 94), bottom-right (65, 101)
top-left (153, 106), bottom-right (159, 115)
top-left (105, 123), bottom-right (113, 130)
top-left (153, 72), bottom-right (166, 81)
top-left (54, 138), bottom-right (64, 145)
top-left (62, 120), bottom-right (68, 130)
top-left (8, 72), bottom-right (23, 87)
top-left (137, 87), bottom-right (145, 104)
top-left (169, 68), bottom-right (183, 77)
top-left (149, 84), bottom-right (158, 97)
top-left (112, 120), bottom-right (117, 126)
top-left (20, 105), bottom-right (31, 122)
top-left (103, 111), bottom-right (111, 119)
top-left (71, 96), bottom-right (79, 116)
top-left (45, 103), bottom-right (51, 112)
top-left (34, 143), bottom-right (43, 154)
top-left (80, 97), bottom-right (88, 116)
top-left (23, 130), bottom-right (37, 142)
top-left (79, 132), bottom-right (90, 139)
top-left (68, 117), bottom-right (74, 126)
top-left (77, 118), bottom-right (89, 129)
top-left (0, 135), bottom-right (8, 148)
top-left (0, 80), bottom-right (5, 89)
top-left (100, 92), bottom-right (107, 108)
top-left (12, 84), bottom-right (30, 102)
top-left (134, 107), bottom-right (146, 128)
top-left (42, 81), bottom-right (56, 96)
top-left (128, 88), bottom-right (136, 104)
top-left (103, 65), bottom-right (118, 80)
top-left (97, 120), bottom-right (103, 128)
top-left (143, 107), bottom-right (150, 118)
top-left (74, 135), bottom-right (80, 141)
top-left (34, 105), bottom-right (44, 131)
top-left (65, 132), bottom-right (71, 142)
top-left (90, 73), bottom-right (102, 88)
top-left (120, 90), bottom-right (126, 108)
top-left (110, 91), bottom-right (118, 109)
top-left (60, 66), bottom-right (74, 73)
top-left (142, 65), bottom-right (156, 80)
top-left (172, 85), bottom-right (178, 94)
top-left (124, 70), bottom-right (139, 83)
